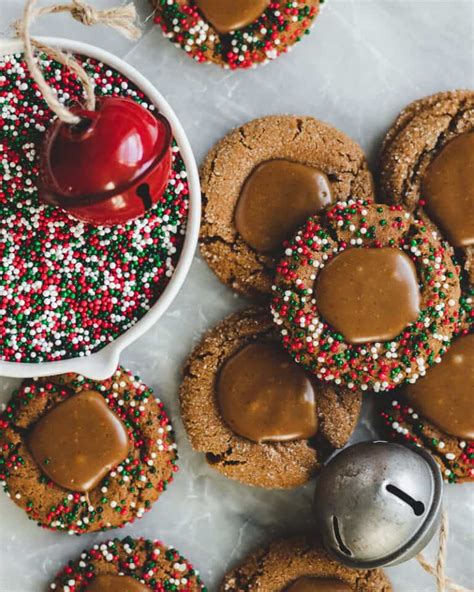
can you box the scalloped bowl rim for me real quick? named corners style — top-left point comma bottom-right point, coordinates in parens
top-left (0, 37), bottom-right (201, 380)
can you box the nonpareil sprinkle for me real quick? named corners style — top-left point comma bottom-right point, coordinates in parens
top-left (0, 53), bottom-right (189, 363)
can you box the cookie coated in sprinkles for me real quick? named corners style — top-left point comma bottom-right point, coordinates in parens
top-left (381, 398), bottom-right (474, 484)
top-left (49, 537), bottom-right (207, 591)
top-left (152, 0), bottom-right (321, 69)
top-left (0, 367), bottom-right (178, 534)
top-left (271, 199), bottom-right (461, 392)
top-left (0, 52), bottom-right (189, 363)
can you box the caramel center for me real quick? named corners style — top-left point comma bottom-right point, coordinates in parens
top-left (405, 333), bottom-right (474, 440)
top-left (285, 577), bottom-right (352, 592)
top-left (85, 575), bottom-right (149, 592)
top-left (217, 342), bottom-right (318, 443)
top-left (315, 248), bottom-right (420, 344)
top-left (235, 159), bottom-right (333, 253)
top-left (422, 132), bottom-right (474, 247)
top-left (28, 390), bottom-right (130, 492)
top-left (195, 0), bottom-right (270, 34)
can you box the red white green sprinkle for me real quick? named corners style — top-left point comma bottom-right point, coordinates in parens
top-left (459, 284), bottom-right (473, 332)
top-left (0, 52), bottom-right (189, 363)
top-left (271, 199), bottom-right (461, 392)
top-left (153, 0), bottom-right (320, 69)
top-left (0, 367), bottom-right (178, 534)
top-left (381, 398), bottom-right (474, 484)
top-left (50, 537), bottom-right (207, 591)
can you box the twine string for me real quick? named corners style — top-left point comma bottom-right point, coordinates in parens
top-left (416, 511), bottom-right (473, 592)
top-left (16, 0), bottom-right (141, 124)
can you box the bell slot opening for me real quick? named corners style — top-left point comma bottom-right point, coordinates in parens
top-left (332, 515), bottom-right (352, 556)
top-left (137, 183), bottom-right (153, 211)
top-left (385, 483), bottom-right (425, 516)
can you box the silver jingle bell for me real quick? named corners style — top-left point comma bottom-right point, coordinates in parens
top-left (313, 440), bottom-right (443, 569)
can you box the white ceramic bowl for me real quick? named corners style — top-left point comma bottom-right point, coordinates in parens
top-left (0, 37), bottom-right (201, 380)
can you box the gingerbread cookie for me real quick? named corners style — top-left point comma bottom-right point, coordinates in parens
top-left (0, 368), bottom-right (177, 534)
top-left (271, 199), bottom-right (461, 392)
top-left (152, 1), bottom-right (321, 69)
top-left (49, 537), bottom-right (206, 591)
top-left (180, 307), bottom-right (361, 488)
top-left (378, 90), bottom-right (474, 284)
top-left (221, 536), bottom-right (391, 591)
top-left (381, 332), bottom-right (474, 484)
top-left (200, 115), bottom-right (374, 299)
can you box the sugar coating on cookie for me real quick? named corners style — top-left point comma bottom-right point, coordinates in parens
top-left (180, 307), bottom-right (361, 488)
top-left (49, 537), bottom-right (207, 591)
top-left (271, 199), bottom-right (461, 392)
top-left (220, 536), bottom-right (392, 591)
top-left (378, 90), bottom-right (474, 285)
top-left (200, 115), bottom-right (374, 299)
top-left (152, 0), bottom-right (320, 69)
top-left (0, 368), bottom-right (178, 534)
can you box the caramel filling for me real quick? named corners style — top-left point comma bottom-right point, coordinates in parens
top-left (285, 576), bottom-right (352, 592)
top-left (195, 0), bottom-right (270, 34)
top-left (28, 390), bottom-right (130, 492)
top-left (405, 333), bottom-right (474, 440)
top-left (217, 342), bottom-right (318, 443)
top-left (85, 574), bottom-right (149, 592)
top-left (422, 132), bottom-right (474, 247)
top-left (235, 159), bottom-right (333, 253)
top-left (315, 248), bottom-right (420, 344)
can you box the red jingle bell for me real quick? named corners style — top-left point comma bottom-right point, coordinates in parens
top-left (39, 96), bottom-right (172, 226)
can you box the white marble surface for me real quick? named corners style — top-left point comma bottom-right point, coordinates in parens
top-left (0, 1), bottom-right (473, 590)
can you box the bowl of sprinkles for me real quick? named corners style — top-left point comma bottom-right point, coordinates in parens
top-left (0, 37), bottom-right (200, 379)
